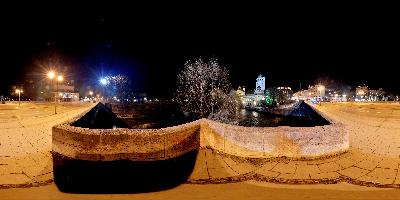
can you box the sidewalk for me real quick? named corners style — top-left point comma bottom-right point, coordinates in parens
top-left (1, 102), bottom-right (399, 189)
top-left (186, 103), bottom-right (400, 188)
top-left (0, 103), bottom-right (94, 188)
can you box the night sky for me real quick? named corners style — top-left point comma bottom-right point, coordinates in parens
top-left (1, 4), bottom-right (398, 97)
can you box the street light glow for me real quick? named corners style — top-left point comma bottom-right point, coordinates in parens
top-left (47, 71), bottom-right (55, 79)
top-left (46, 71), bottom-right (62, 114)
top-left (57, 75), bottom-right (63, 82)
top-left (100, 78), bottom-right (108, 85)
top-left (15, 89), bottom-right (23, 106)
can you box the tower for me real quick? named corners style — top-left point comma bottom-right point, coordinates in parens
top-left (255, 74), bottom-right (265, 94)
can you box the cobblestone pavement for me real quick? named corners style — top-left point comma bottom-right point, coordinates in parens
top-left (0, 102), bottom-right (94, 188)
top-left (1, 102), bottom-right (399, 189)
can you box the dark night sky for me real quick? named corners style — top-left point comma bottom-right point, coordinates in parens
top-left (1, 4), bottom-right (399, 97)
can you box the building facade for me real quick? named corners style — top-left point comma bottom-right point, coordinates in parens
top-left (355, 85), bottom-right (369, 101)
top-left (255, 74), bottom-right (265, 95)
top-left (38, 79), bottom-right (79, 102)
top-left (236, 86), bottom-right (245, 97)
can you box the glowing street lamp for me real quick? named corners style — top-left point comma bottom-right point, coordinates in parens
top-left (47, 71), bottom-right (55, 79)
top-left (89, 91), bottom-right (94, 102)
top-left (47, 71), bottom-right (63, 114)
top-left (317, 85), bottom-right (325, 96)
top-left (15, 89), bottom-right (23, 106)
top-left (47, 71), bottom-right (55, 113)
top-left (100, 78), bottom-right (108, 86)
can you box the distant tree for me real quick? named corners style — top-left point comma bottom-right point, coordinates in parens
top-left (175, 58), bottom-right (232, 118)
top-left (104, 75), bottom-right (130, 103)
top-left (266, 87), bottom-right (291, 106)
top-left (208, 90), bottom-right (242, 124)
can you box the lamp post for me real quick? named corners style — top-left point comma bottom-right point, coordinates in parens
top-left (317, 85), bottom-right (325, 97)
top-left (56, 75), bottom-right (63, 113)
top-left (89, 91), bottom-right (93, 102)
top-left (317, 85), bottom-right (325, 105)
top-left (15, 89), bottom-right (23, 106)
top-left (47, 71), bottom-right (55, 113)
top-left (47, 71), bottom-right (63, 114)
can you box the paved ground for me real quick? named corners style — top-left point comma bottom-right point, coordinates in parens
top-left (184, 102), bottom-right (400, 188)
top-left (1, 182), bottom-right (400, 200)
top-left (0, 101), bottom-right (399, 198)
top-left (0, 102), bottom-right (94, 188)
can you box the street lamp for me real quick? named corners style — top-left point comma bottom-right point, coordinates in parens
top-left (89, 91), bottom-right (93, 102)
top-left (47, 71), bottom-right (55, 113)
top-left (317, 85), bottom-right (325, 104)
top-left (317, 85), bottom-right (325, 97)
top-left (47, 71), bottom-right (63, 114)
top-left (47, 71), bottom-right (55, 79)
top-left (15, 89), bottom-right (23, 106)
top-left (100, 78), bottom-right (107, 86)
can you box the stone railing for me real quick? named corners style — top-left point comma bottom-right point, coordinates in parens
top-left (52, 118), bottom-right (201, 161)
top-left (52, 104), bottom-right (348, 161)
top-left (200, 119), bottom-right (348, 158)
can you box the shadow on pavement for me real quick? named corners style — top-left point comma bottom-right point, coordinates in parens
top-left (52, 150), bottom-right (198, 194)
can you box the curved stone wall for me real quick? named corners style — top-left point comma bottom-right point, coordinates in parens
top-left (52, 103), bottom-right (348, 161)
top-left (200, 102), bottom-right (348, 158)
top-left (200, 119), bottom-right (348, 158)
top-left (52, 118), bottom-right (201, 161)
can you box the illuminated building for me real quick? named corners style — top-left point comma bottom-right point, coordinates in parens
top-left (277, 87), bottom-right (293, 100)
top-left (368, 88), bottom-right (385, 101)
top-left (54, 80), bottom-right (79, 102)
top-left (35, 79), bottom-right (79, 102)
top-left (292, 85), bottom-right (325, 101)
top-left (236, 86), bottom-right (245, 97)
top-left (255, 74), bottom-right (265, 95)
top-left (240, 75), bottom-right (267, 107)
top-left (355, 85), bottom-right (368, 101)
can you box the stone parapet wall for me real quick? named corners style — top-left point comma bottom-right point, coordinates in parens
top-left (200, 102), bottom-right (348, 158)
top-left (201, 119), bottom-right (348, 158)
top-left (52, 104), bottom-right (348, 161)
top-left (52, 120), bottom-right (201, 161)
